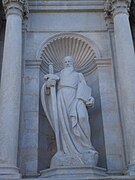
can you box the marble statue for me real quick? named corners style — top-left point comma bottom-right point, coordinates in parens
top-left (41, 56), bottom-right (98, 167)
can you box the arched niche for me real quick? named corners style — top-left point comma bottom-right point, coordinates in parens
top-left (37, 33), bottom-right (107, 171)
top-left (37, 33), bottom-right (102, 75)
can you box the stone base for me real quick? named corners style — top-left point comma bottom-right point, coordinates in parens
top-left (40, 166), bottom-right (107, 179)
top-left (50, 151), bottom-right (98, 168)
top-left (0, 164), bottom-right (21, 179)
top-left (38, 176), bottom-right (135, 180)
top-left (126, 164), bottom-right (135, 176)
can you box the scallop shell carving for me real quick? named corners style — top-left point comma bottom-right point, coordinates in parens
top-left (40, 35), bottom-right (97, 75)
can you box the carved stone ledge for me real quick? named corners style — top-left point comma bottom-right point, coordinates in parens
top-left (28, 0), bottom-right (104, 12)
top-left (25, 59), bottom-right (42, 69)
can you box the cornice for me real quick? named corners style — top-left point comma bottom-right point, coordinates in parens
top-left (28, 0), bottom-right (104, 12)
top-left (25, 60), bottom-right (42, 69)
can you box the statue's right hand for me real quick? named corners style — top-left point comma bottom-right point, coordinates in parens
top-left (46, 79), bottom-right (57, 88)
top-left (44, 74), bottom-right (59, 80)
top-left (44, 74), bottom-right (59, 88)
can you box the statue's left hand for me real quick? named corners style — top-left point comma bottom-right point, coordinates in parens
top-left (86, 97), bottom-right (94, 107)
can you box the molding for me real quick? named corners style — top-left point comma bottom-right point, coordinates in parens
top-left (25, 59), bottom-right (42, 69)
top-left (28, 0), bottom-right (104, 12)
top-left (88, 58), bottom-right (112, 74)
top-left (95, 58), bottom-right (112, 67)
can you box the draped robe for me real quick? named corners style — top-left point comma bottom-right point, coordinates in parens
top-left (41, 67), bottom-right (96, 156)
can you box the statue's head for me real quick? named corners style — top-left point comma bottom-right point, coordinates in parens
top-left (63, 56), bottom-right (74, 68)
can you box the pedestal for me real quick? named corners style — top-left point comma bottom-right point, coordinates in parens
top-left (40, 166), bottom-right (107, 179)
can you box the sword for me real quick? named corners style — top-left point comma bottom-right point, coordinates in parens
top-left (48, 63), bottom-right (60, 152)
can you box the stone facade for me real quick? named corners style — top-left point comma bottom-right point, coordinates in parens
top-left (0, 0), bottom-right (135, 179)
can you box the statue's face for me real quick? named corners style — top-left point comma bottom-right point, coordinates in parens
top-left (63, 56), bottom-right (74, 68)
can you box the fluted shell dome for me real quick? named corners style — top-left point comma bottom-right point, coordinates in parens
top-left (39, 34), bottom-right (98, 75)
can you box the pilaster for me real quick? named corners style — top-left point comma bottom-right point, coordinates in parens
top-left (0, 0), bottom-right (28, 178)
top-left (105, 0), bottom-right (135, 176)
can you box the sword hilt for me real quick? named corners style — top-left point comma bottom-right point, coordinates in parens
top-left (44, 63), bottom-right (59, 81)
top-left (49, 63), bottom-right (54, 74)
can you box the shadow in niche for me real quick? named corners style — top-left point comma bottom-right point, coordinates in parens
top-left (86, 70), bottom-right (107, 169)
top-left (38, 67), bottom-right (107, 171)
